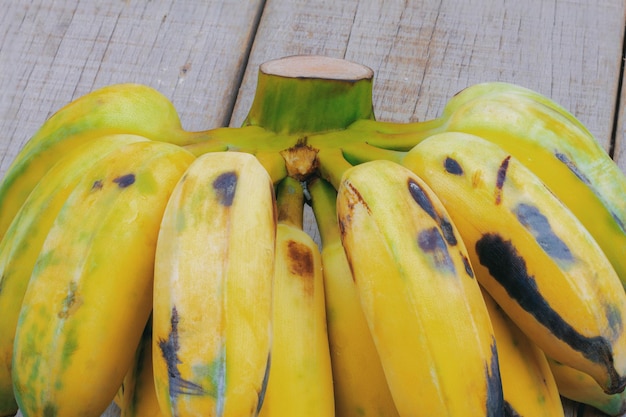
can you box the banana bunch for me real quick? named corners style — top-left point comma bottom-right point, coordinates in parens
top-left (0, 54), bottom-right (625, 417)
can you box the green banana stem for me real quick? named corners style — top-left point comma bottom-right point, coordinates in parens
top-left (348, 115), bottom-right (445, 136)
top-left (182, 126), bottom-right (280, 155)
top-left (243, 55), bottom-right (375, 135)
top-left (276, 176), bottom-right (305, 230)
top-left (316, 148), bottom-right (353, 191)
top-left (308, 177), bottom-right (341, 249)
top-left (341, 142), bottom-right (405, 165)
top-left (255, 151), bottom-right (288, 185)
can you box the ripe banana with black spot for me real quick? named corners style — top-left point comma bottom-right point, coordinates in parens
top-left (11, 140), bottom-right (194, 417)
top-left (440, 83), bottom-right (626, 290)
top-left (481, 287), bottom-right (564, 417)
top-left (258, 177), bottom-right (334, 417)
top-left (336, 159), bottom-right (504, 417)
top-left (352, 82), bottom-right (626, 289)
top-left (152, 151), bottom-right (275, 417)
top-left (308, 176), bottom-right (400, 417)
top-left (0, 133), bottom-right (149, 416)
top-left (403, 131), bottom-right (626, 395)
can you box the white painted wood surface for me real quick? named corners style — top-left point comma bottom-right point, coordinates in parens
top-left (1, 1), bottom-right (625, 416)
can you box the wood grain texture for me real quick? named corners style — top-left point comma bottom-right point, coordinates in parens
top-left (2, 0), bottom-right (626, 416)
top-left (0, 0), bottom-right (263, 178)
top-left (233, 0), bottom-right (624, 154)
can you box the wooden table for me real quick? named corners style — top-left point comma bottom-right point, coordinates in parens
top-left (1, 1), bottom-right (625, 416)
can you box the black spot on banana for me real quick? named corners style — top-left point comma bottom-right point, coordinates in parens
top-left (408, 178), bottom-right (457, 245)
top-left (444, 157), bottom-right (464, 175)
top-left (408, 178), bottom-right (438, 220)
top-left (417, 227), bottom-right (456, 274)
top-left (495, 156), bottom-right (511, 205)
top-left (514, 203), bottom-right (574, 265)
top-left (158, 307), bottom-right (206, 400)
top-left (256, 353), bottom-right (271, 415)
top-left (212, 171), bottom-right (238, 206)
top-left (486, 338), bottom-right (504, 417)
top-left (554, 152), bottom-right (593, 188)
top-left (475, 233), bottom-right (624, 393)
top-left (503, 401), bottom-right (522, 417)
top-left (461, 253), bottom-right (475, 278)
top-left (113, 173), bottom-right (136, 188)
top-left (91, 179), bottom-right (104, 191)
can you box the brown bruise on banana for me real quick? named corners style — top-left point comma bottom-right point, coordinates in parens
top-left (485, 336), bottom-right (504, 416)
top-left (58, 281), bottom-right (82, 319)
top-left (286, 240), bottom-right (315, 296)
top-left (475, 233), bottom-right (626, 394)
top-left (213, 171), bottom-right (238, 206)
top-left (158, 306), bottom-right (206, 403)
top-left (494, 156), bottom-right (511, 205)
top-left (337, 180), bottom-right (369, 283)
top-left (337, 181), bottom-right (370, 237)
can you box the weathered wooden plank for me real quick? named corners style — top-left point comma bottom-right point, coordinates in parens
top-left (233, 0), bottom-right (624, 152)
top-left (0, 0), bottom-right (263, 178)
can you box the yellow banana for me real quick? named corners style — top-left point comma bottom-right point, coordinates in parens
top-left (0, 83), bottom-right (205, 242)
top-left (441, 83), bottom-right (626, 290)
top-left (152, 151), bottom-right (276, 417)
top-left (308, 176), bottom-right (400, 417)
top-left (336, 159), bottom-right (503, 416)
top-left (118, 317), bottom-right (164, 417)
top-left (0, 133), bottom-right (149, 416)
top-left (258, 177), bottom-right (334, 417)
top-left (548, 357), bottom-right (626, 416)
top-left (352, 82), bottom-right (626, 289)
top-left (481, 288), bottom-right (564, 416)
top-left (403, 131), bottom-right (626, 395)
top-left (12, 140), bottom-right (194, 417)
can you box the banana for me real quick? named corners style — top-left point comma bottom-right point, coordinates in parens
top-left (353, 82), bottom-right (626, 289)
top-left (11, 140), bottom-right (194, 417)
top-left (258, 177), bottom-right (334, 417)
top-left (336, 159), bottom-right (504, 416)
top-left (402, 131), bottom-right (626, 395)
top-left (0, 83), bottom-right (205, 242)
top-left (441, 83), bottom-right (626, 290)
top-left (152, 151), bottom-right (276, 417)
top-left (0, 133), bottom-right (149, 416)
top-left (118, 316), bottom-right (164, 417)
top-left (308, 176), bottom-right (400, 417)
top-left (481, 287), bottom-right (564, 416)
top-left (548, 357), bottom-right (626, 416)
